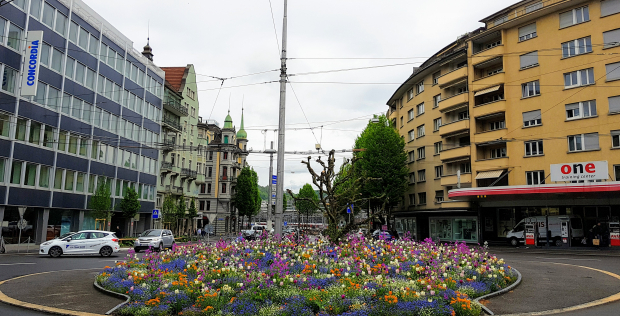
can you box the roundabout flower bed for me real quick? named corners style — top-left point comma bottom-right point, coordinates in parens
top-left (97, 237), bottom-right (517, 316)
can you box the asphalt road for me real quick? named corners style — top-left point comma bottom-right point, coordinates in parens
top-left (2, 246), bottom-right (620, 315)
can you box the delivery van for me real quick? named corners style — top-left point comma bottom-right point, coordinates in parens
top-left (506, 215), bottom-right (584, 247)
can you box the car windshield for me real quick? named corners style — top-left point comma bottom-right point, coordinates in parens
top-left (141, 230), bottom-right (162, 237)
top-left (58, 232), bottom-right (75, 239)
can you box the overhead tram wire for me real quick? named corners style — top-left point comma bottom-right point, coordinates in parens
top-left (286, 76), bottom-right (321, 147)
top-left (267, 0), bottom-right (281, 57)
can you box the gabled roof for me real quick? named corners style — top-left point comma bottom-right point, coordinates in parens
top-left (161, 67), bottom-right (186, 92)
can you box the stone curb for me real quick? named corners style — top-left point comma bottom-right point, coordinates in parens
top-left (473, 268), bottom-right (523, 315)
top-left (0, 268), bottom-right (106, 316)
top-left (93, 280), bottom-right (130, 315)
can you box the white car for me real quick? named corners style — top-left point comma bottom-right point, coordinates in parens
top-left (134, 229), bottom-right (175, 252)
top-left (39, 230), bottom-right (120, 258)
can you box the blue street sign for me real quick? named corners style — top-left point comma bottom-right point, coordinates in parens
top-left (272, 180), bottom-right (277, 184)
top-left (284, 222), bottom-right (287, 226)
top-left (272, 175), bottom-right (277, 179)
top-left (272, 194), bottom-right (276, 198)
top-left (351, 203), bottom-right (354, 209)
top-left (347, 208), bottom-right (351, 213)
top-left (152, 209), bottom-right (160, 219)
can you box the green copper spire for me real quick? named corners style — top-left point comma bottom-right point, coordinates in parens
top-left (237, 108), bottom-right (247, 139)
top-left (223, 110), bottom-right (233, 129)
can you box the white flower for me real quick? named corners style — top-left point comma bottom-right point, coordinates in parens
top-left (174, 289), bottom-right (179, 294)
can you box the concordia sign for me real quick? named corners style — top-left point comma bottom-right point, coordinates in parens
top-left (550, 160), bottom-right (608, 182)
top-left (20, 30), bottom-right (44, 96)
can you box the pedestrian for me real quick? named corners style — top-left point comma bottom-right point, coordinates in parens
top-left (593, 222), bottom-right (603, 249)
top-left (115, 226), bottom-right (123, 238)
top-left (202, 228), bottom-right (207, 238)
top-left (197, 228), bottom-right (202, 239)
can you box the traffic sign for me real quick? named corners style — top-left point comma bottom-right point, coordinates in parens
top-left (272, 175), bottom-right (277, 179)
top-left (284, 221), bottom-right (287, 226)
top-left (272, 175), bottom-right (277, 185)
top-left (17, 219), bottom-right (27, 230)
top-left (347, 207), bottom-right (351, 214)
top-left (152, 209), bottom-right (160, 219)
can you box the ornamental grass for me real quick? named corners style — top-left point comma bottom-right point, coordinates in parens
top-left (97, 235), bottom-right (516, 316)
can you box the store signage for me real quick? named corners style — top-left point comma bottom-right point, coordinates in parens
top-left (550, 161), bottom-right (608, 182)
top-left (21, 31), bottom-right (44, 96)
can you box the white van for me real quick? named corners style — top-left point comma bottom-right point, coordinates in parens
top-left (506, 215), bottom-right (584, 247)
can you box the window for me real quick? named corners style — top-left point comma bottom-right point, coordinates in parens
top-left (409, 172), bottom-right (415, 184)
top-left (418, 170), bottom-right (426, 182)
top-left (435, 190), bottom-right (444, 203)
top-left (417, 147), bottom-right (425, 160)
top-left (523, 110), bottom-right (542, 127)
top-left (525, 140), bottom-right (544, 156)
top-left (489, 120), bottom-right (505, 131)
top-left (518, 24), bottom-right (537, 42)
top-left (611, 130), bottom-right (619, 148)
top-left (408, 130), bottom-right (414, 141)
top-left (39, 166), bottom-right (50, 188)
top-left (490, 147), bottom-right (507, 158)
top-left (41, 2), bottom-right (54, 27)
top-left (458, 110), bottom-right (469, 121)
top-left (10, 161), bottom-right (22, 184)
top-left (559, 6), bottom-right (589, 28)
top-left (525, 1), bottom-right (543, 13)
top-left (408, 109), bottom-right (414, 121)
top-left (566, 100), bottom-right (597, 120)
top-left (0, 113), bottom-right (10, 138)
top-left (409, 194), bottom-right (415, 205)
top-left (602, 0), bottom-right (620, 17)
top-left (53, 168), bottom-right (63, 189)
top-left (408, 151), bottom-right (415, 163)
top-left (606, 62), bottom-right (620, 81)
top-left (520, 51), bottom-right (538, 69)
top-left (433, 94), bottom-right (441, 108)
top-left (522, 80), bottom-right (540, 97)
top-left (432, 72), bottom-right (441, 85)
top-left (434, 142), bottom-right (442, 154)
top-left (568, 133), bottom-right (599, 152)
top-left (15, 118), bottom-right (27, 141)
top-left (407, 88), bottom-right (414, 100)
top-left (616, 165), bottom-right (620, 181)
top-left (7, 23), bottom-right (22, 51)
top-left (400, 116), bottom-right (404, 127)
top-left (565, 68), bottom-right (595, 88)
top-left (416, 103), bottom-right (425, 115)
top-left (417, 125), bottom-right (425, 138)
top-left (435, 166), bottom-right (443, 178)
top-left (24, 163), bottom-right (36, 186)
top-left (562, 37), bottom-right (592, 57)
top-left (418, 192), bottom-right (427, 205)
top-left (526, 171), bottom-right (545, 185)
top-left (222, 183), bottom-right (227, 194)
top-left (54, 12), bottom-right (67, 36)
top-left (433, 118), bottom-right (442, 131)
top-left (28, 121), bottom-right (41, 145)
top-left (64, 170), bottom-right (74, 191)
top-left (1, 65), bottom-right (17, 94)
top-left (494, 15), bottom-right (508, 25)
top-left (416, 81), bottom-right (424, 94)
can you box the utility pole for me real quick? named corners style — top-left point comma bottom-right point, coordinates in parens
top-left (265, 142), bottom-right (276, 231)
top-left (275, 0), bottom-right (288, 237)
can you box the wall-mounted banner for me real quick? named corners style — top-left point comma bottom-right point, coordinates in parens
top-left (550, 160), bottom-right (608, 182)
top-left (20, 30), bottom-right (44, 96)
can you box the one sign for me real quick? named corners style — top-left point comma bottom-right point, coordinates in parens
top-left (21, 31), bottom-right (44, 96)
top-left (550, 161), bottom-right (608, 182)
top-left (152, 209), bottom-right (160, 219)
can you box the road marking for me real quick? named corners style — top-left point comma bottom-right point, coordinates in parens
top-left (0, 263), bottom-right (36, 266)
top-left (534, 257), bottom-right (601, 261)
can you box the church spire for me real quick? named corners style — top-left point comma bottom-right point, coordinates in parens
top-left (237, 108), bottom-right (247, 139)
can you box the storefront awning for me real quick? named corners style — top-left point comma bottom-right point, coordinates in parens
top-left (448, 182), bottom-right (620, 201)
top-left (475, 170), bottom-right (505, 180)
top-left (474, 85), bottom-right (501, 97)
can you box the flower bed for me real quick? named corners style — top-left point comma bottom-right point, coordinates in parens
top-left (97, 237), bottom-right (517, 316)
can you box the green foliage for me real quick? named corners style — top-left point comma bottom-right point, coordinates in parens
top-left (295, 183), bottom-right (319, 216)
top-left (187, 198), bottom-right (198, 219)
top-left (176, 195), bottom-right (187, 218)
top-left (235, 167), bottom-right (260, 220)
top-left (258, 185), bottom-right (269, 201)
top-left (90, 179), bottom-right (111, 220)
top-left (161, 194), bottom-right (177, 224)
top-left (354, 114), bottom-right (408, 210)
top-left (118, 187), bottom-right (141, 219)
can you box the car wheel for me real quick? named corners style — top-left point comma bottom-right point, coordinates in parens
top-left (134, 248), bottom-right (140, 253)
top-left (157, 243), bottom-right (163, 252)
top-left (509, 238), bottom-right (519, 247)
top-left (100, 246), bottom-right (113, 257)
top-left (169, 242), bottom-right (175, 250)
top-left (554, 238), bottom-right (563, 247)
top-left (49, 246), bottom-right (63, 258)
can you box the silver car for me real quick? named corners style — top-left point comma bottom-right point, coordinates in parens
top-left (134, 229), bottom-right (175, 252)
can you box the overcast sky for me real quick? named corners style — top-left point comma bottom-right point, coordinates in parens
top-left (84, 0), bottom-right (516, 192)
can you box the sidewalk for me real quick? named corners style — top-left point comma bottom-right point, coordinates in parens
top-left (488, 244), bottom-right (620, 257)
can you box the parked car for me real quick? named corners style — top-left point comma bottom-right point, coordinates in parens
top-left (353, 228), bottom-right (368, 238)
top-left (134, 229), bottom-right (175, 252)
top-left (372, 230), bottom-right (395, 241)
top-left (39, 230), bottom-right (120, 258)
top-left (242, 225), bottom-right (273, 239)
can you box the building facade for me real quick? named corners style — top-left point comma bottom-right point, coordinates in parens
top-left (0, 0), bottom-right (164, 243)
top-left (388, 0), bottom-right (620, 244)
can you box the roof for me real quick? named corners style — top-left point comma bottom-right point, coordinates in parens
top-left (161, 67), bottom-right (186, 92)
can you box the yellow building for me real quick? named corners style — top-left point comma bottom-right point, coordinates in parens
top-left (387, 0), bottom-right (620, 244)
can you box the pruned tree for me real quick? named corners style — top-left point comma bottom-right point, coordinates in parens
top-left (288, 149), bottom-right (388, 242)
top-left (90, 178), bottom-right (112, 230)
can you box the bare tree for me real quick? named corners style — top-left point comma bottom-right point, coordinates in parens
top-left (287, 149), bottom-right (388, 242)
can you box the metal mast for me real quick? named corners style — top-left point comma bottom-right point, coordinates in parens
top-left (275, 0), bottom-right (288, 236)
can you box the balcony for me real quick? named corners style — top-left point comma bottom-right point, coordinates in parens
top-left (475, 157), bottom-right (509, 171)
top-left (161, 138), bottom-right (175, 152)
top-left (438, 92), bottom-right (468, 113)
top-left (473, 100), bottom-right (506, 118)
top-left (220, 175), bottom-right (237, 183)
top-left (438, 67), bottom-right (468, 88)
top-left (161, 161), bottom-right (173, 173)
top-left (440, 145), bottom-right (471, 161)
top-left (441, 173), bottom-right (473, 186)
top-left (440, 119), bottom-right (470, 136)
top-left (474, 129), bottom-right (508, 144)
top-left (162, 117), bottom-right (182, 132)
top-left (473, 72), bottom-right (505, 91)
top-left (163, 98), bottom-right (189, 117)
top-left (181, 168), bottom-right (197, 179)
top-left (195, 174), bottom-right (205, 184)
top-left (471, 44), bottom-right (505, 66)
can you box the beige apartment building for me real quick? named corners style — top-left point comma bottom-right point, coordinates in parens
top-left (387, 0), bottom-right (620, 244)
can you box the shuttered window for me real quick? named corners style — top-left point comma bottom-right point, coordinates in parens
top-left (606, 62), bottom-right (620, 81)
top-left (523, 110), bottom-right (541, 127)
top-left (584, 133), bottom-right (599, 150)
top-left (609, 96), bottom-right (620, 113)
top-left (559, 6), bottom-right (589, 28)
top-left (604, 28), bottom-right (620, 49)
top-left (518, 24), bottom-right (537, 41)
top-left (601, 0), bottom-right (620, 17)
top-left (520, 51), bottom-right (538, 69)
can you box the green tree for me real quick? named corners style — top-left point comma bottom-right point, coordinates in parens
top-left (235, 167), bottom-right (260, 229)
top-left (354, 115), bottom-right (408, 229)
top-left (296, 183), bottom-right (319, 232)
top-left (90, 178), bottom-right (111, 230)
top-left (161, 194), bottom-right (177, 230)
top-left (187, 198), bottom-right (198, 235)
top-left (176, 195), bottom-right (187, 236)
top-left (118, 187), bottom-right (141, 219)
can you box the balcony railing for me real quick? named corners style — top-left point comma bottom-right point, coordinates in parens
top-left (163, 117), bottom-right (182, 131)
top-left (161, 138), bottom-right (175, 151)
top-left (181, 168), bottom-right (197, 179)
top-left (163, 98), bottom-right (189, 116)
top-left (161, 161), bottom-right (173, 172)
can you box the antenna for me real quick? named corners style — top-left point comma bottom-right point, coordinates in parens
top-left (147, 20), bottom-right (150, 44)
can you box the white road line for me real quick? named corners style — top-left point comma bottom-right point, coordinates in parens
top-left (0, 263), bottom-right (36, 266)
top-left (535, 257), bottom-right (601, 261)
